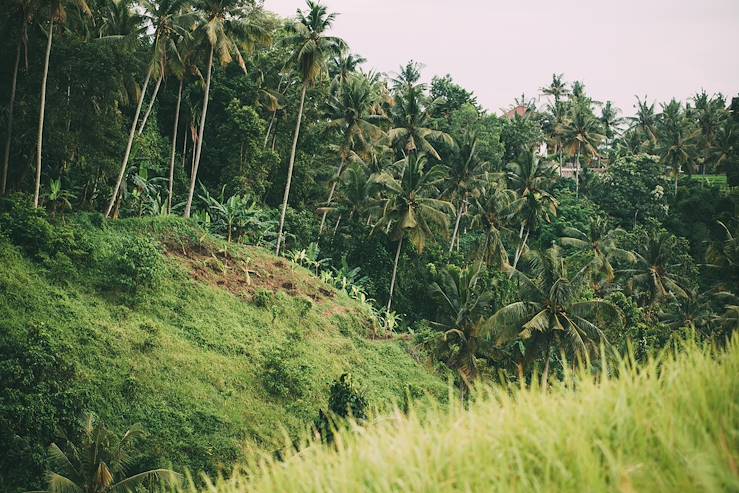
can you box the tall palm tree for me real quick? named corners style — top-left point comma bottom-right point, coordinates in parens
top-left (275, 0), bottom-right (345, 254)
top-left (429, 263), bottom-right (493, 381)
top-left (559, 216), bottom-right (635, 291)
top-left (656, 99), bottom-right (698, 194)
top-left (599, 100), bottom-right (624, 152)
top-left (622, 230), bottom-right (689, 306)
top-left (387, 82), bottom-right (453, 160)
top-left (27, 414), bottom-right (179, 493)
top-left (469, 182), bottom-right (516, 268)
top-left (328, 50), bottom-right (366, 89)
top-left (505, 151), bottom-right (558, 270)
top-left (556, 99), bottom-right (604, 198)
top-left (373, 154), bottom-right (453, 310)
top-left (319, 73), bottom-right (385, 233)
top-left (2, 0), bottom-right (36, 195)
top-left (484, 247), bottom-right (622, 374)
top-left (628, 96), bottom-right (658, 147)
top-left (33, 0), bottom-right (92, 207)
top-left (106, 0), bottom-right (191, 217)
top-left (540, 73), bottom-right (569, 104)
top-left (442, 131), bottom-right (489, 252)
top-left (183, 0), bottom-right (272, 218)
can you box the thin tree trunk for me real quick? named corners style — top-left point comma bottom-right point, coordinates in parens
top-left (138, 74), bottom-right (162, 135)
top-left (264, 110), bottom-right (276, 148)
top-left (275, 81), bottom-right (307, 255)
top-left (33, 18), bottom-right (54, 208)
top-left (167, 78), bottom-right (183, 213)
top-left (106, 66), bottom-right (152, 217)
top-left (449, 200), bottom-right (463, 253)
top-left (319, 160), bottom-right (344, 234)
top-left (575, 147), bottom-right (581, 200)
top-left (181, 122), bottom-right (187, 170)
top-left (387, 235), bottom-right (403, 312)
top-left (511, 227), bottom-right (529, 274)
top-left (184, 45), bottom-right (214, 219)
top-left (332, 213), bottom-right (342, 236)
top-left (674, 167), bottom-right (679, 195)
top-left (2, 39), bottom-right (21, 195)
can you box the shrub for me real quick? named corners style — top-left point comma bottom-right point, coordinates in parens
top-left (314, 373), bottom-right (368, 443)
top-left (261, 344), bottom-right (313, 399)
top-left (108, 236), bottom-right (164, 293)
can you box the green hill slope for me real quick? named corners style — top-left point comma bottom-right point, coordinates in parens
top-left (0, 203), bottom-right (446, 492)
top-left (183, 338), bottom-right (739, 493)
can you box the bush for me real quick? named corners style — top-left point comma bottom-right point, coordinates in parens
top-left (314, 373), bottom-right (368, 443)
top-left (261, 343), bottom-right (313, 399)
top-left (108, 236), bottom-right (164, 293)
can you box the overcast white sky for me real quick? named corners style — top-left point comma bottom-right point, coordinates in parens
top-left (264, 0), bottom-right (739, 116)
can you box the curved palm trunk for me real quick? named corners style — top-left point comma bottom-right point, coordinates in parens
top-left (319, 160), bottom-right (344, 234)
top-left (167, 79), bottom-right (183, 213)
top-left (106, 66), bottom-right (152, 217)
top-left (137, 74), bottom-right (162, 135)
top-left (449, 200), bottom-right (463, 253)
top-left (511, 226), bottom-right (529, 274)
top-left (2, 39), bottom-right (21, 195)
top-left (275, 81), bottom-right (308, 255)
top-left (674, 167), bottom-right (679, 195)
top-left (387, 235), bottom-right (403, 312)
top-left (33, 18), bottom-right (54, 208)
top-left (263, 110), bottom-right (276, 148)
top-left (574, 147), bottom-right (581, 200)
top-left (184, 45), bottom-right (214, 219)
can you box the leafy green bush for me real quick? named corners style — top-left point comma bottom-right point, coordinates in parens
top-left (261, 343), bottom-right (313, 399)
top-left (108, 236), bottom-right (164, 293)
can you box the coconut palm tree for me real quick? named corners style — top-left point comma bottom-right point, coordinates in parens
top-left (622, 230), bottom-right (689, 306)
top-left (556, 99), bottom-right (604, 198)
top-left (540, 73), bottom-right (569, 104)
top-left (373, 154), bottom-right (453, 310)
top-left (2, 0), bottom-right (36, 195)
top-left (505, 151), bottom-right (558, 270)
top-left (33, 0), bottom-right (92, 207)
top-left (27, 414), bottom-right (179, 493)
top-left (656, 99), bottom-right (698, 194)
top-left (484, 247), bottom-right (622, 375)
top-left (629, 96), bottom-right (658, 147)
top-left (559, 216), bottom-right (635, 291)
top-left (183, 0), bottom-right (272, 218)
top-left (106, 0), bottom-right (191, 217)
top-left (469, 182), bottom-right (516, 268)
top-left (328, 50), bottom-right (366, 90)
top-left (429, 263), bottom-right (493, 381)
top-left (599, 100), bottom-right (624, 153)
top-left (319, 73), bottom-right (386, 233)
top-left (275, 0), bottom-right (346, 254)
top-left (442, 131), bottom-right (489, 252)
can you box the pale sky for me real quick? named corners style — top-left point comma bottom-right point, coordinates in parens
top-left (264, 0), bottom-right (739, 116)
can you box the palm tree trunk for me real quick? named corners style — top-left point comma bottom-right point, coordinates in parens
top-left (511, 227), bottom-right (529, 273)
top-left (264, 110), bottom-right (276, 148)
top-left (387, 235), bottom-right (403, 312)
top-left (332, 213), bottom-right (342, 236)
top-left (319, 160), bottom-right (344, 234)
top-left (106, 66), bottom-right (152, 217)
top-left (449, 200), bottom-right (463, 253)
top-left (575, 147), bottom-right (581, 200)
top-left (1, 39), bottom-right (21, 195)
top-left (33, 18), bottom-right (54, 208)
top-left (138, 74), bottom-right (162, 135)
top-left (275, 81), bottom-right (307, 255)
top-left (167, 78), bottom-right (183, 213)
top-left (184, 45), bottom-right (214, 219)
top-left (674, 167), bottom-right (679, 195)
top-left (181, 120), bottom-right (187, 169)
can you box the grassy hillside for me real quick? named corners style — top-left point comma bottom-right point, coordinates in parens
top-left (0, 202), bottom-right (446, 492)
top-left (179, 338), bottom-right (739, 493)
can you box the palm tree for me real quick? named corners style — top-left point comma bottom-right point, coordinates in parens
top-left (429, 263), bottom-right (493, 381)
top-left (106, 0), bottom-right (191, 217)
top-left (484, 247), bottom-right (622, 375)
top-left (328, 50), bottom-right (366, 89)
top-left (559, 216), bottom-right (634, 291)
top-left (319, 73), bottom-right (386, 233)
top-left (691, 91), bottom-right (727, 174)
top-left (33, 0), bottom-right (92, 207)
top-left (275, 0), bottom-right (346, 254)
top-left (628, 96), bottom-right (658, 147)
top-left (622, 230), bottom-right (689, 306)
top-left (387, 69), bottom-right (453, 160)
top-left (556, 99), bottom-right (604, 198)
top-left (373, 154), bottom-right (453, 310)
top-left (2, 0), bottom-right (35, 195)
top-left (540, 73), bottom-right (569, 104)
top-left (469, 182), bottom-right (516, 268)
top-left (599, 100), bottom-right (624, 153)
top-left (656, 99), bottom-right (698, 194)
top-left (27, 414), bottom-right (179, 493)
top-left (183, 0), bottom-right (271, 218)
top-left (506, 151), bottom-right (558, 270)
top-left (442, 131), bottom-right (489, 252)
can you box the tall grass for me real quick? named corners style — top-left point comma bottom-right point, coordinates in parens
top-left (178, 338), bottom-right (739, 492)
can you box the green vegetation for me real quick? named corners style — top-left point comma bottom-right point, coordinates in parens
top-left (1, 0), bottom-right (738, 490)
top-left (174, 337), bottom-right (739, 493)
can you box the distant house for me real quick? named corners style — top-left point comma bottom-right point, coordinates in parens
top-left (502, 105), bottom-right (529, 120)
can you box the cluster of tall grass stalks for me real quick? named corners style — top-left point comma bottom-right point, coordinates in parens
top-left (176, 337), bottom-right (738, 492)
